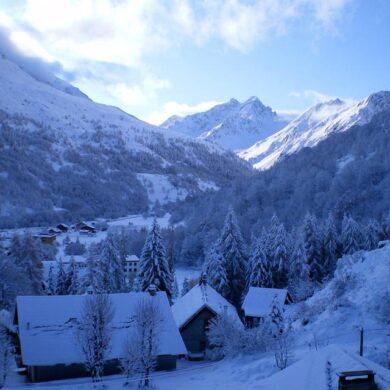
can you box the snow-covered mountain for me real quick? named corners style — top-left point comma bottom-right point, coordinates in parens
top-left (161, 97), bottom-right (289, 150)
top-left (0, 55), bottom-right (251, 227)
top-left (239, 91), bottom-right (390, 169)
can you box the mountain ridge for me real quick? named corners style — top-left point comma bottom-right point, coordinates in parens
top-left (162, 96), bottom-right (289, 150)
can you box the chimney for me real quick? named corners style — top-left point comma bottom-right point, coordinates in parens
top-left (199, 272), bottom-right (208, 286)
top-left (148, 284), bottom-right (157, 296)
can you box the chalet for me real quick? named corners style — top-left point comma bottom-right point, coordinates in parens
top-left (242, 287), bottom-right (293, 328)
top-left (75, 222), bottom-right (96, 233)
top-left (56, 223), bottom-right (70, 232)
top-left (14, 291), bottom-right (187, 382)
top-left (172, 275), bottom-right (241, 357)
top-left (48, 227), bottom-right (62, 235)
top-left (32, 234), bottom-right (56, 245)
top-left (124, 254), bottom-right (140, 280)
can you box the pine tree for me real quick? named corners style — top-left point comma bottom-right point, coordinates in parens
top-left (364, 219), bottom-right (382, 250)
top-left (341, 215), bottom-right (363, 255)
top-left (47, 264), bottom-right (56, 295)
top-left (137, 219), bottom-right (173, 300)
top-left (217, 207), bottom-right (247, 307)
top-left (172, 273), bottom-right (179, 300)
top-left (203, 244), bottom-right (229, 297)
top-left (302, 213), bottom-right (323, 284)
top-left (56, 258), bottom-right (67, 295)
top-left (84, 243), bottom-right (102, 293)
top-left (66, 257), bottom-right (79, 295)
top-left (181, 278), bottom-right (190, 296)
top-left (270, 218), bottom-right (289, 288)
top-left (288, 239), bottom-right (312, 301)
top-left (382, 212), bottom-right (390, 240)
top-left (100, 235), bottom-right (126, 293)
top-left (246, 238), bottom-right (273, 289)
top-left (322, 214), bottom-right (338, 278)
top-left (11, 234), bottom-right (43, 294)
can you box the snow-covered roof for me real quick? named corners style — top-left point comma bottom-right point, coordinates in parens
top-left (242, 287), bottom-right (291, 318)
top-left (125, 254), bottom-right (140, 262)
top-left (258, 345), bottom-right (390, 390)
top-left (172, 283), bottom-right (240, 330)
top-left (16, 292), bottom-right (187, 366)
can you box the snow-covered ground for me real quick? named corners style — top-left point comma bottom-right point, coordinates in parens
top-left (5, 345), bottom-right (390, 390)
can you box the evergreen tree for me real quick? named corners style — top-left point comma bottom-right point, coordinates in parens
top-left (288, 238), bottom-right (312, 301)
top-left (84, 243), bottom-right (102, 293)
top-left (181, 278), bottom-right (190, 296)
top-left (382, 212), bottom-right (390, 240)
top-left (322, 214), bottom-right (338, 278)
top-left (100, 235), bottom-right (126, 293)
top-left (47, 264), bottom-right (56, 295)
top-left (56, 258), bottom-right (67, 295)
top-left (217, 207), bottom-right (248, 307)
top-left (203, 245), bottom-right (229, 297)
top-left (270, 218), bottom-right (289, 288)
top-left (11, 235), bottom-right (43, 294)
top-left (364, 219), bottom-right (382, 250)
top-left (246, 238), bottom-right (273, 289)
top-left (66, 257), bottom-right (79, 295)
top-left (172, 273), bottom-right (179, 300)
top-left (341, 215), bottom-right (364, 255)
top-left (137, 219), bottom-right (173, 300)
top-left (302, 213), bottom-right (323, 284)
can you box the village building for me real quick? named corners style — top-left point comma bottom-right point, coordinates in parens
top-left (172, 276), bottom-right (241, 358)
top-left (123, 254), bottom-right (140, 280)
top-left (75, 221), bottom-right (96, 234)
top-left (14, 291), bottom-right (187, 382)
top-left (56, 223), bottom-right (70, 232)
top-left (242, 287), bottom-right (293, 328)
top-left (32, 233), bottom-right (57, 245)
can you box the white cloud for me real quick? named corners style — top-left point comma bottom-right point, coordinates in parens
top-left (147, 100), bottom-right (221, 125)
top-left (108, 76), bottom-right (171, 107)
top-left (0, 0), bottom-right (354, 116)
top-left (290, 89), bottom-right (337, 103)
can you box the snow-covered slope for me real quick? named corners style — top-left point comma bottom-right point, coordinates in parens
top-left (240, 92), bottom-right (390, 169)
top-left (290, 242), bottom-right (390, 365)
top-left (0, 55), bottom-right (251, 227)
top-left (162, 97), bottom-right (289, 150)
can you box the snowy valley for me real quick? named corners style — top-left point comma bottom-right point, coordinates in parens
top-left (1, 24), bottom-right (390, 390)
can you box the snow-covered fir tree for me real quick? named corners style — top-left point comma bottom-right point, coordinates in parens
top-left (10, 234), bottom-right (43, 294)
top-left (100, 234), bottom-right (126, 293)
top-left (288, 239), bottom-right (312, 301)
top-left (217, 206), bottom-right (247, 307)
top-left (364, 219), bottom-right (382, 250)
top-left (181, 277), bottom-right (190, 296)
top-left (341, 215), bottom-right (364, 255)
top-left (321, 214), bottom-right (338, 278)
top-left (203, 244), bottom-right (229, 297)
top-left (302, 213), bottom-right (323, 284)
top-left (137, 219), bottom-right (173, 300)
top-left (269, 217), bottom-right (289, 288)
top-left (65, 257), bottom-right (79, 295)
top-left (84, 243), bottom-right (102, 293)
top-left (47, 264), bottom-right (56, 295)
top-left (246, 237), bottom-right (273, 289)
top-left (172, 273), bottom-right (179, 300)
top-left (56, 258), bottom-right (67, 295)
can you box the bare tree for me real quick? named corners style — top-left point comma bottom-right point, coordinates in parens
top-left (75, 294), bottom-right (115, 384)
top-left (274, 331), bottom-right (294, 370)
top-left (122, 299), bottom-right (161, 389)
top-left (0, 326), bottom-right (12, 389)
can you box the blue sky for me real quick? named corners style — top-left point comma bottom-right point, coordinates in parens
top-left (0, 0), bottom-right (389, 124)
